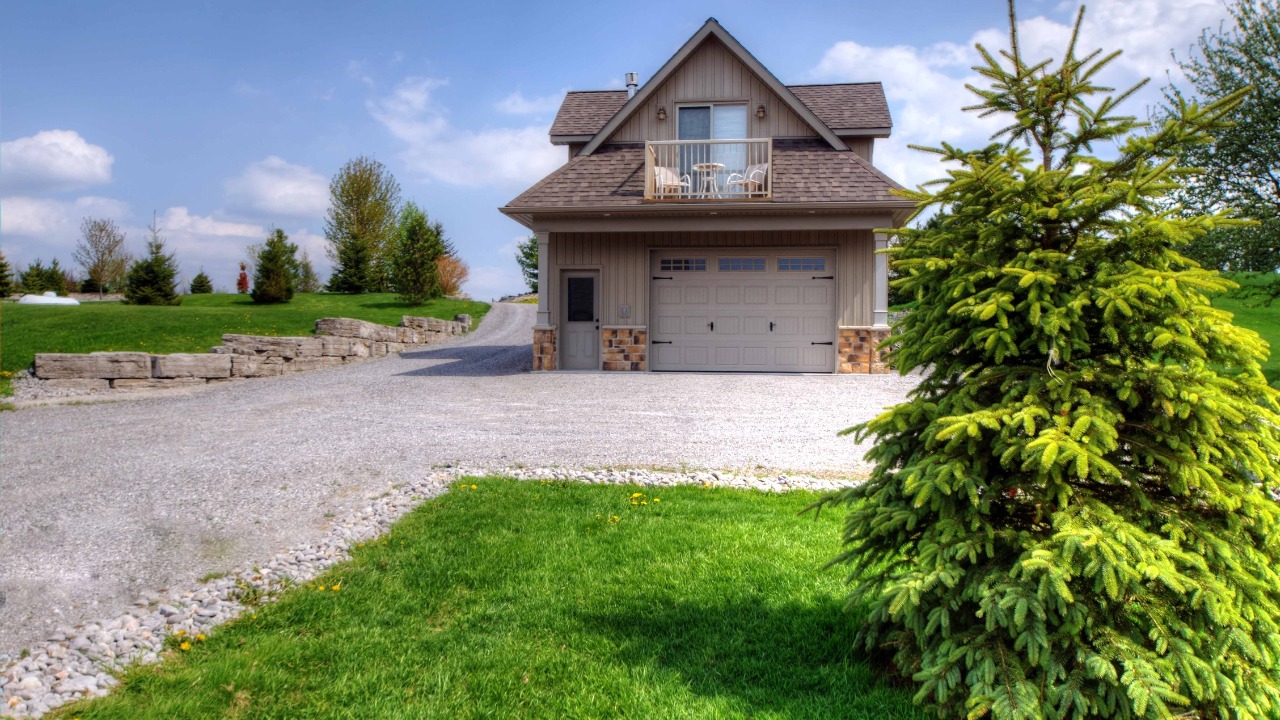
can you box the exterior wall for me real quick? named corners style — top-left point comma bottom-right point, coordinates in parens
top-left (847, 138), bottom-right (874, 162)
top-left (838, 327), bottom-right (892, 374)
top-left (547, 229), bottom-right (876, 330)
top-left (533, 326), bottom-right (557, 371)
top-left (601, 327), bottom-right (647, 371)
top-left (610, 37), bottom-right (818, 143)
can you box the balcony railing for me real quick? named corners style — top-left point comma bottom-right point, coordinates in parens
top-left (644, 138), bottom-right (772, 201)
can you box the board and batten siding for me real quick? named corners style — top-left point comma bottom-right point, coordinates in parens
top-left (547, 230), bottom-right (875, 328)
top-left (609, 38), bottom-right (818, 144)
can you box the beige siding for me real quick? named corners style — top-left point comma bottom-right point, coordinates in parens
top-left (548, 229), bottom-right (875, 328)
top-left (847, 138), bottom-right (873, 163)
top-left (610, 38), bottom-right (818, 143)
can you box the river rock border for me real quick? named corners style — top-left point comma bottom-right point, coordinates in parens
top-left (0, 466), bottom-right (856, 718)
top-left (28, 314), bottom-right (471, 393)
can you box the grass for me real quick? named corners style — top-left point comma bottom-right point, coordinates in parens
top-left (1215, 273), bottom-right (1280, 388)
top-left (0, 293), bottom-right (490, 379)
top-left (52, 479), bottom-right (924, 720)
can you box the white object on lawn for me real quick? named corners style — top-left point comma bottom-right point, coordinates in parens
top-left (18, 291), bottom-right (80, 306)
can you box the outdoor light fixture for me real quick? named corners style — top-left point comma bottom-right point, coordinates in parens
top-left (656, 106), bottom-right (667, 121)
top-left (756, 104), bottom-right (767, 119)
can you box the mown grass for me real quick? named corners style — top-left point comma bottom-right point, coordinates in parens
top-left (1215, 273), bottom-right (1280, 388)
top-left (0, 293), bottom-right (489, 378)
top-left (53, 479), bottom-right (924, 720)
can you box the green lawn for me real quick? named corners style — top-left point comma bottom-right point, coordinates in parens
top-left (1215, 273), bottom-right (1280, 387)
top-left (0, 293), bottom-right (489, 377)
top-left (53, 479), bottom-right (923, 720)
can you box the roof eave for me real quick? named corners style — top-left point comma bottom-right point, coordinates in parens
top-left (833, 127), bottom-right (892, 138)
top-left (549, 134), bottom-right (594, 145)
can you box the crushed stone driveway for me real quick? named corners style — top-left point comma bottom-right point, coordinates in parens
top-left (0, 302), bottom-right (918, 658)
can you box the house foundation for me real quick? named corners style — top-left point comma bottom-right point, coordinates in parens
top-left (838, 327), bottom-right (892, 374)
top-left (533, 326), bottom-right (557, 371)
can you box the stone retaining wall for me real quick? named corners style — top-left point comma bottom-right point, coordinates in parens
top-left (32, 314), bottom-right (471, 390)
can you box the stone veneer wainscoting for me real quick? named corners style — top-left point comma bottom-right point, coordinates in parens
top-left (601, 327), bottom-right (648, 371)
top-left (532, 326), bottom-right (557, 371)
top-left (838, 327), bottom-right (892, 374)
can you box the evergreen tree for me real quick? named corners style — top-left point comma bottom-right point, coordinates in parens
top-left (189, 270), bottom-right (213, 294)
top-left (251, 229), bottom-right (298, 304)
top-left (813, 5), bottom-right (1280, 718)
top-left (515, 235), bottom-right (538, 293)
top-left (324, 156), bottom-right (401, 293)
top-left (0, 251), bottom-right (14, 297)
top-left (18, 259), bottom-right (68, 294)
top-left (123, 222), bottom-right (181, 305)
top-left (294, 250), bottom-right (321, 293)
top-left (1160, 0), bottom-right (1280, 275)
top-left (390, 202), bottom-right (444, 305)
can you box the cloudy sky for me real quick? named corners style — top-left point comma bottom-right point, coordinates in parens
top-left (1, 0), bottom-right (1232, 298)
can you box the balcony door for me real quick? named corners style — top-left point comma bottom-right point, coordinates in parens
top-left (677, 104), bottom-right (747, 191)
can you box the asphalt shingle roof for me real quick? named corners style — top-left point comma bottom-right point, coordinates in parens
top-left (548, 83), bottom-right (891, 139)
top-left (505, 139), bottom-right (905, 210)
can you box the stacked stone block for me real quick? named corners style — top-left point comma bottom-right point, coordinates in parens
top-left (601, 328), bottom-right (648, 371)
top-left (532, 327), bottom-right (557, 371)
top-left (837, 327), bottom-right (892, 374)
top-left (31, 314), bottom-right (472, 389)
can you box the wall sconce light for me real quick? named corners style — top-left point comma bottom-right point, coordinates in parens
top-left (656, 106), bottom-right (667, 121)
top-left (756, 104), bottom-right (767, 119)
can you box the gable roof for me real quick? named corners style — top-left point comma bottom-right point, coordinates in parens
top-left (550, 83), bottom-right (892, 143)
top-left (578, 18), bottom-right (848, 156)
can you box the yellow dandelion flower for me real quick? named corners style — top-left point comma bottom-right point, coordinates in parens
top-left (471, 484), bottom-right (478, 490)
top-left (630, 492), bottom-right (643, 498)
top-left (175, 629), bottom-right (187, 637)
top-left (331, 584), bottom-right (341, 591)
top-left (640, 501), bottom-right (648, 506)
top-left (317, 586), bottom-right (325, 592)
top-left (654, 498), bottom-right (661, 503)
top-left (179, 641), bottom-right (192, 651)
top-left (631, 501), bottom-right (638, 506)
top-left (196, 633), bottom-right (207, 641)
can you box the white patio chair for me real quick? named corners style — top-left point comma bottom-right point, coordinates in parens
top-left (726, 162), bottom-right (768, 196)
top-left (654, 166), bottom-right (691, 198)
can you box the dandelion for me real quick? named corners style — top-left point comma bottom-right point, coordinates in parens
top-left (196, 633), bottom-right (207, 641)
top-left (630, 492), bottom-right (643, 498)
top-left (331, 584), bottom-right (341, 591)
top-left (640, 501), bottom-right (648, 506)
top-left (654, 498), bottom-right (661, 503)
top-left (175, 629), bottom-right (187, 637)
top-left (471, 484), bottom-right (478, 490)
top-left (179, 641), bottom-right (192, 651)
top-left (317, 586), bottom-right (325, 592)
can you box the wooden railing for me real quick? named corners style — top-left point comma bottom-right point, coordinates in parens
top-left (644, 138), bottom-right (772, 201)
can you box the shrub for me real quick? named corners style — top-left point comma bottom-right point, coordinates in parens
top-left (189, 271), bottom-right (213, 294)
top-left (251, 229), bottom-right (297, 304)
top-left (437, 255), bottom-right (469, 297)
top-left (814, 6), bottom-right (1280, 718)
top-left (236, 263), bottom-right (250, 294)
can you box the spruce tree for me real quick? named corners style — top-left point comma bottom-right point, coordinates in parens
top-left (251, 229), bottom-right (298, 304)
top-left (123, 223), bottom-right (181, 305)
top-left (390, 202), bottom-right (444, 306)
top-left (0, 251), bottom-right (14, 297)
top-left (814, 5), bottom-right (1280, 718)
top-left (294, 250), bottom-right (321, 294)
top-left (189, 270), bottom-right (213, 294)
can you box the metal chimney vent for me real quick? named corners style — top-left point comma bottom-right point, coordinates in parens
top-left (625, 72), bottom-right (638, 98)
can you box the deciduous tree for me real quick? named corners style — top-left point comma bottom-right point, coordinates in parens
top-left (515, 235), bottom-right (538, 293)
top-left (72, 218), bottom-right (129, 298)
top-left (325, 156), bottom-right (401, 293)
top-left (813, 4), bottom-right (1280, 717)
top-left (437, 255), bottom-right (469, 297)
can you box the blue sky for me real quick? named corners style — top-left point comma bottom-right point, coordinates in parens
top-left (1, 0), bottom-right (1232, 298)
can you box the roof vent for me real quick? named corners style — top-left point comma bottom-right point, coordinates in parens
top-left (625, 72), bottom-right (639, 98)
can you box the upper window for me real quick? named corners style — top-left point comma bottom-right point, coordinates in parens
top-left (678, 104), bottom-right (748, 141)
top-left (718, 258), bottom-right (766, 272)
top-left (778, 257), bottom-right (827, 272)
top-left (660, 258), bottom-right (707, 272)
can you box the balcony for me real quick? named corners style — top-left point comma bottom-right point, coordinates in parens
top-left (644, 138), bottom-right (772, 201)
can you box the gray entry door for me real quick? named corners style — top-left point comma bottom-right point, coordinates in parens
top-left (561, 271), bottom-right (599, 370)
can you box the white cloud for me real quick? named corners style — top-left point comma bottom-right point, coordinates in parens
top-left (225, 156), bottom-right (329, 219)
top-left (809, 0), bottom-right (1234, 191)
top-left (495, 90), bottom-right (566, 115)
top-left (367, 77), bottom-right (564, 187)
top-left (464, 262), bottom-right (526, 302)
top-left (0, 130), bottom-right (114, 193)
top-left (0, 196), bottom-right (129, 271)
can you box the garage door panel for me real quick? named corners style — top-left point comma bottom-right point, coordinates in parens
top-left (651, 250), bottom-right (835, 372)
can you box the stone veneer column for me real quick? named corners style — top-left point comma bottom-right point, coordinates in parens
top-left (837, 327), bottom-right (892, 374)
top-left (600, 327), bottom-right (648, 371)
top-left (532, 326), bottom-right (557, 371)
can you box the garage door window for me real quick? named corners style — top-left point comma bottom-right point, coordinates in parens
top-left (718, 258), bottom-right (766, 272)
top-left (778, 257), bottom-right (827, 272)
top-left (660, 258), bottom-right (707, 272)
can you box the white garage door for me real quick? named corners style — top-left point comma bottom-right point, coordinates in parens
top-left (650, 250), bottom-right (836, 372)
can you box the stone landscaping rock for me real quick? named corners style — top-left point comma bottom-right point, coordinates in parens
top-left (110, 378), bottom-right (208, 391)
top-left (33, 353), bottom-right (150, 380)
top-left (151, 354), bottom-right (232, 379)
top-left (284, 357), bottom-right (344, 373)
top-left (42, 379), bottom-right (109, 391)
top-left (230, 356), bottom-right (284, 378)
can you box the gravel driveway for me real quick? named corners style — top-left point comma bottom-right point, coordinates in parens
top-left (0, 302), bottom-right (916, 658)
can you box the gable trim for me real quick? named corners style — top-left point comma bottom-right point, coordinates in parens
top-left (578, 18), bottom-right (848, 157)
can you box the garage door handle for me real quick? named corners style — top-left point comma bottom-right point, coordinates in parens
top-left (652, 276), bottom-right (673, 280)
top-left (811, 341), bottom-right (833, 345)
top-left (708, 321), bottom-right (714, 332)
top-left (652, 340), bottom-right (672, 345)
top-left (812, 275), bottom-right (834, 280)
top-left (769, 321), bottom-right (775, 331)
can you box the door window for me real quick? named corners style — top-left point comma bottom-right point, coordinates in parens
top-left (566, 277), bottom-right (595, 322)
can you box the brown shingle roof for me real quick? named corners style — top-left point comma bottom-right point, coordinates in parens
top-left (787, 83), bottom-right (891, 130)
top-left (547, 84), bottom-right (891, 140)
top-left (504, 139), bottom-right (905, 210)
top-left (549, 91), bottom-right (629, 137)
